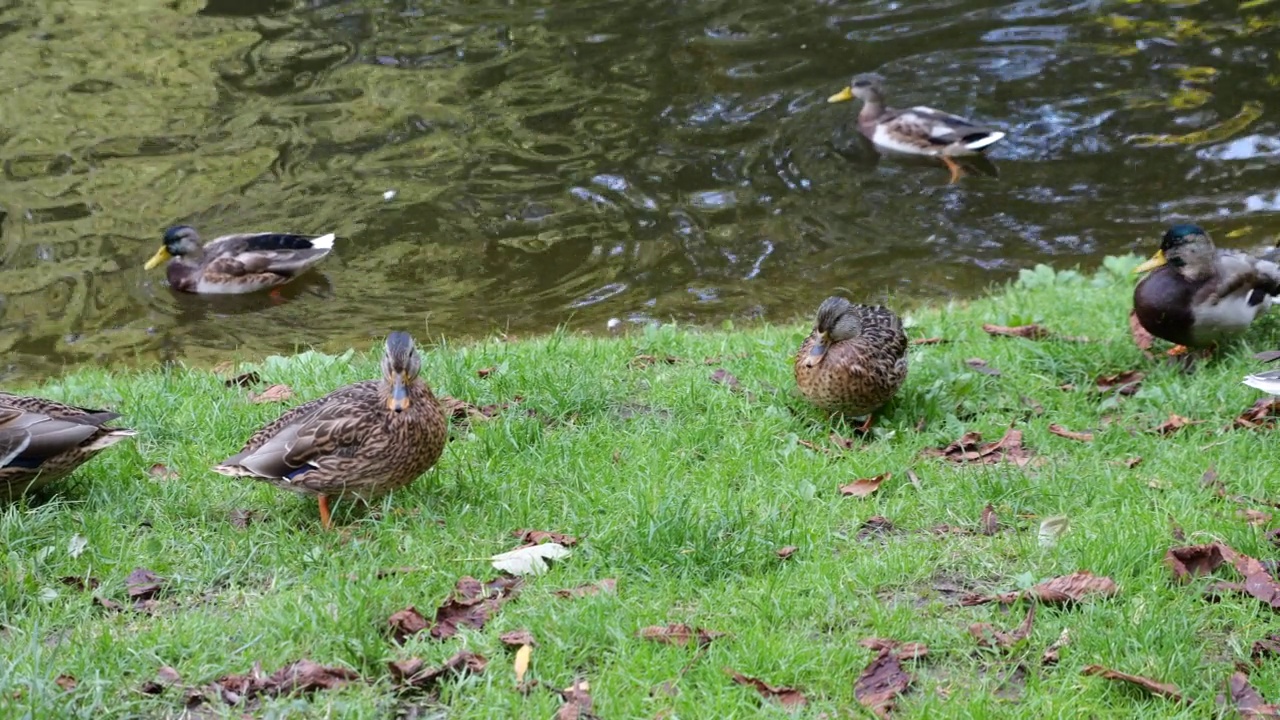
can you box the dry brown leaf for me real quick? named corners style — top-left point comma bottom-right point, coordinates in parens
top-left (858, 638), bottom-right (928, 660)
top-left (1123, 457), bottom-right (1143, 469)
top-left (1228, 672), bottom-right (1280, 717)
top-left (147, 463), bottom-right (178, 481)
top-left (910, 337), bottom-right (948, 345)
top-left (59, 576), bottom-right (99, 592)
top-left (1219, 544), bottom-right (1280, 610)
top-left (969, 605), bottom-right (1035, 649)
top-left (1233, 398), bottom-right (1280, 430)
top-left (248, 384), bottom-right (293, 404)
top-left (558, 678), bottom-right (596, 720)
top-left (1240, 508), bottom-right (1273, 526)
top-left (856, 516), bottom-right (897, 541)
top-left (476, 367), bottom-right (496, 378)
top-left (500, 629), bottom-right (536, 648)
top-left (725, 668), bottom-right (807, 710)
top-left (829, 432), bottom-right (860, 450)
top-left (854, 648), bottom-right (913, 718)
top-left (1153, 414), bottom-right (1201, 435)
top-left (637, 624), bottom-right (725, 648)
top-left (1048, 424), bottom-right (1093, 442)
top-left (1253, 635), bottom-right (1280, 664)
top-left (125, 568), bottom-right (163, 606)
top-left (710, 369), bottom-right (742, 390)
top-left (55, 675), bottom-right (77, 691)
top-left (512, 529), bottom-right (579, 547)
top-left (776, 546), bottom-right (798, 559)
top-left (840, 473), bottom-right (890, 498)
top-left (1095, 370), bottom-right (1145, 396)
top-left (428, 576), bottom-right (523, 639)
top-left (140, 666), bottom-right (182, 695)
top-left (553, 578), bottom-right (616, 599)
top-left (983, 323), bottom-right (1050, 340)
top-left (1041, 628), bottom-right (1069, 666)
top-left (980, 504), bottom-right (999, 536)
top-left (962, 571), bottom-right (1117, 606)
top-left (923, 428), bottom-right (1037, 467)
top-left (229, 509), bottom-right (259, 529)
top-left (388, 650), bottom-right (487, 690)
top-left (93, 596), bottom-right (123, 612)
top-left (1081, 665), bottom-right (1185, 703)
top-left (630, 354), bottom-right (679, 369)
top-left (1129, 311), bottom-right (1155, 355)
top-left (965, 358), bottom-right (1001, 376)
top-left (387, 606), bottom-right (429, 645)
top-left (206, 659), bottom-right (360, 705)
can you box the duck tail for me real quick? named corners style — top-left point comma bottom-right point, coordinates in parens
top-left (1243, 369), bottom-right (1280, 395)
top-left (309, 233), bottom-right (337, 250)
top-left (963, 131), bottom-right (1005, 151)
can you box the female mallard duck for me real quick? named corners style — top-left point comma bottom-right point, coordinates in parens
top-left (1133, 224), bottom-right (1280, 356)
top-left (1, 393), bottom-right (136, 501)
top-left (143, 225), bottom-right (335, 294)
top-left (827, 74), bottom-right (1006, 183)
top-left (213, 331), bottom-right (447, 529)
top-left (794, 296), bottom-right (909, 431)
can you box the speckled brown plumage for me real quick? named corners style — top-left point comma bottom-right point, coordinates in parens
top-left (794, 297), bottom-right (908, 417)
top-left (213, 332), bottom-right (446, 529)
top-left (0, 392), bottom-right (136, 501)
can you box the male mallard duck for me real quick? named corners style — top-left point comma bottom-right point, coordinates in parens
top-left (0, 393), bottom-right (136, 501)
top-left (794, 296), bottom-right (909, 430)
top-left (827, 74), bottom-right (1006, 183)
top-left (213, 332), bottom-right (447, 529)
top-left (143, 225), bottom-right (335, 294)
top-left (1133, 224), bottom-right (1280, 356)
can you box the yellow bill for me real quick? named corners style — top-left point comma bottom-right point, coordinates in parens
top-left (827, 87), bottom-right (854, 103)
top-left (143, 246), bottom-right (172, 270)
top-left (1133, 249), bottom-right (1167, 274)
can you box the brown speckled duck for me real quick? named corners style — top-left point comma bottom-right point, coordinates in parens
top-left (828, 74), bottom-right (1006, 183)
top-left (144, 225), bottom-right (335, 295)
top-left (794, 296), bottom-right (908, 430)
top-left (213, 332), bottom-right (447, 529)
top-left (1, 393), bottom-right (136, 501)
top-left (1133, 224), bottom-right (1280, 356)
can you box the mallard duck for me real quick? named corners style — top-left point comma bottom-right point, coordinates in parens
top-left (213, 332), bottom-right (447, 529)
top-left (143, 225), bottom-right (335, 294)
top-left (0, 393), bottom-right (136, 501)
top-left (1133, 224), bottom-right (1280, 356)
top-left (794, 296), bottom-right (909, 431)
top-left (827, 74), bottom-right (1006, 183)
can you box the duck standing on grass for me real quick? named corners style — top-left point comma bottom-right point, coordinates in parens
top-left (143, 225), bottom-right (335, 294)
top-left (213, 332), bottom-right (447, 530)
top-left (0, 393), bottom-right (136, 501)
top-left (1132, 224), bottom-right (1280, 356)
top-left (827, 73), bottom-right (1006, 184)
top-left (794, 296), bottom-right (909, 432)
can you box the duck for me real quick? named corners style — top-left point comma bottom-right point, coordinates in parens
top-left (213, 332), bottom-right (447, 529)
top-left (1133, 224), bottom-right (1280, 356)
top-left (0, 393), bottom-right (136, 501)
top-left (143, 225), bottom-right (335, 294)
top-left (827, 73), bottom-right (1006, 183)
top-left (794, 296), bottom-right (909, 431)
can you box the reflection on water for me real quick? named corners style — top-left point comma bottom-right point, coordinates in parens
top-left (2, 0), bottom-right (1280, 381)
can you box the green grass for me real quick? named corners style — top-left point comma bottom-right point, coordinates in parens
top-left (5, 255), bottom-right (1280, 718)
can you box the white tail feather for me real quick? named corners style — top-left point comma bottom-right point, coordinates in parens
top-left (309, 233), bottom-right (336, 250)
top-left (964, 131), bottom-right (1005, 151)
top-left (1243, 370), bottom-right (1280, 395)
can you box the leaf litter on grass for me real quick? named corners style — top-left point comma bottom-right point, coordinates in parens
top-left (247, 384), bottom-right (293, 404)
top-left (923, 428), bottom-right (1038, 467)
top-left (725, 669), bottom-right (806, 710)
top-left (1047, 424), bottom-right (1093, 442)
top-left (490, 542), bottom-right (571, 576)
top-left (970, 605), bottom-right (1035, 649)
top-left (554, 578), bottom-right (616, 599)
top-left (388, 650), bottom-right (487, 692)
top-left (389, 575), bottom-right (523, 644)
top-left (840, 473), bottom-right (890, 498)
top-left (1082, 665), bottom-right (1186, 703)
top-left (192, 659), bottom-right (361, 708)
top-left (962, 571), bottom-right (1117, 606)
top-left (637, 624), bottom-right (726, 647)
top-left (855, 645), bottom-right (916, 718)
top-left (1225, 673), bottom-right (1280, 717)
top-left (1166, 541), bottom-right (1280, 609)
top-left (557, 678), bottom-right (597, 720)
top-left (1095, 370), bottom-right (1145, 396)
top-left (512, 528), bottom-right (579, 547)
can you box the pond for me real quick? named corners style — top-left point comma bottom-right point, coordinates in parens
top-left (2, 0), bottom-right (1279, 382)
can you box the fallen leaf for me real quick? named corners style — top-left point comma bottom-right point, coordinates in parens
top-left (983, 323), bottom-right (1049, 340)
top-left (1169, 516), bottom-right (1186, 542)
top-left (1038, 516), bottom-right (1070, 547)
top-left (206, 659), bottom-right (360, 705)
top-left (147, 464), bottom-right (178, 481)
top-left (229, 509), bottom-right (258, 529)
top-left (962, 571), bottom-right (1117, 606)
top-left (388, 650), bottom-right (487, 690)
top-left (710, 369), bottom-right (742, 390)
top-left (140, 666), bottom-right (183, 695)
top-left (55, 675), bottom-right (77, 691)
top-left (858, 638), bottom-right (928, 660)
top-left (224, 371), bottom-right (261, 388)
top-left (910, 337), bottom-right (947, 345)
top-left (1240, 508), bottom-right (1273, 526)
top-left (1081, 665), bottom-right (1185, 703)
top-left (630, 354), bottom-right (678, 369)
top-left (1095, 370), bottom-right (1145, 396)
top-left (1021, 396), bottom-right (1045, 416)
top-left (923, 428), bottom-right (1037, 467)
top-left (59, 576), bottom-right (99, 592)
top-left (638, 624), bottom-right (725, 648)
top-left (965, 358), bottom-right (1001, 376)
top-left (796, 438), bottom-right (827, 454)
top-left (980, 504), bottom-right (999, 535)
top-left (514, 644), bottom-right (532, 684)
top-left (1041, 628), bottom-right (1069, 666)
top-left (1202, 466), bottom-right (1227, 496)
top-left (969, 605), bottom-right (1035, 649)
top-left (93, 596), bottom-right (123, 612)
top-left (1153, 414), bottom-right (1200, 435)
top-left (829, 432), bottom-right (859, 450)
top-left (1166, 544), bottom-right (1227, 582)
top-left (499, 630), bottom-right (536, 647)
top-left (1253, 635), bottom-right (1280, 663)
top-left (512, 529), bottom-right (579, 547)
top-left (1219, 544), bottom-right (1280, 610)
top-left (1269, 528), bottom-right (1280, 550)
top-left (1233, 398), bottom-right (1280, 430)
top-left (125, 568), bottom-right (163, 604)
top-left (1048, 424), bottom-right (1093, 442)
top-left (840, 473), bottom-right (890, 498)
top-left (1123, 457), bottom-right (1143, 469)
top-left (558, 678), bottom-right (596, 720)
top-left (1129, 311), bottom-right (1155, 355)
top-left (856, 516), bottom-right (897, 541)
top-left (247, 384), bottom-right (293, 404)
top-left (490, 542), bottom-right (571, 576)
top-left (854, 648), bottom-right (913, 718)
top-left (776, 546), bottom-right (798, 559)
top-left (387, 606), bottom-right (429, 645)
top-left (428, 576), bottom-right (523, 640)
top-left (1228, 672), bottom-right (1280, 717)
top-left (553, 578), bottom-right (616, 599)
top-left (476, 367), bottom-right (496, 378)
top-left (440, 396), bottom-right (502, 424)
top-left (725, 668), bottom-right (807, 710)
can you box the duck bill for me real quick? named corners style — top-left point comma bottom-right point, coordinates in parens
top-left (144, 246), bottom-right (172, 270)
top-left (802, 339), bottom-right (828, 368)
top-left (387, 374), bottom-right (410, 412)
top-left (1133, 250), bottom-right (1167, 274)
top-left (827, 87), bottom-right (854, 103)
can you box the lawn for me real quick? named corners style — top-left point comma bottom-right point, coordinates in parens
top-left (5, 255), bottom-right (1280, 719)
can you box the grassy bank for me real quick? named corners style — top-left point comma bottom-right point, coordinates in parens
top-left (5, 256), bottom-right (1280, 718)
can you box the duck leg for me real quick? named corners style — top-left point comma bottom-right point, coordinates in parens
top-left (856, 414), bottom-right (876, 434)
top-left (940, 156), bottom-right (964, 184)
top-left (318, 494), bottom-right (333, 530)
top-left (1166, 345), bottom-right (1191, 357)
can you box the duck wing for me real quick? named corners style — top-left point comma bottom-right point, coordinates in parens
top-left (878, 107), bottom-right (1005, 152)
top-left (203, 232), bottom-right (336, 276)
